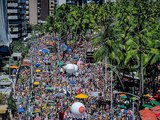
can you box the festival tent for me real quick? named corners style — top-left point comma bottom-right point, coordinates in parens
top-left (139, 109), bottom-right (157, 120)
top-left (151, 106), bottom-right (160, 111)
top-left (151, 106), bottom-right (160, 119)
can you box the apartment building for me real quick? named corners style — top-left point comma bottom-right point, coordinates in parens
top-left (7, 0), bottom-right (27, 41)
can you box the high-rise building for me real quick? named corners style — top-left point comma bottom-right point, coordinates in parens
top-left (29, 0), bottom-right (38, 25)
top-left (7, 0), bottom-right (27, 41)
top-left (39, 0), bottom-right (49, 22)
top-left (25, 0), bottom-right (32, 33)
top-left (49, 0), bottom-right (54, 15)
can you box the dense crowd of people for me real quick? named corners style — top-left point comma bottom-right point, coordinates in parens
top-left (13, 34), bottom-right (140, 120)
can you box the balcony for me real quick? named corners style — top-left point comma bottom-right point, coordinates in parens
top-left (7, 9), bottom-right (18, 14)
top-left (9, 27), bottom-right (21, 32)
top-left (26, 11), bottom-right (29, 15)
top-left (26, 1), bottom-right (29, 5)
top-left (8, 16), bottom-right (18, 20)
top-left (26, 16), bottom-right (29, 19)
top-left (11, 34), bottom-right (20, 39)
top-left (8, 3), bottom-right (18, 7)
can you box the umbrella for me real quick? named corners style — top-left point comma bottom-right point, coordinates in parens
top-left (70, 80), bottom-right (75, 85)
top-left (120, 95), bottom-right (127, 99)
top-left (75, 93), bottom-right (89, 99)
top-left (10, 65), bottom-right (18, 69)
top-left (60, 43), bottom-right (68, 51)
top-left (46, 87), bottom-right (53, 91)
top-left (57, 61), bottom-right (63, 66)
top-left (33, 81), bottom-right (40, 85)
top-left (18, 108), bottom-right (24, 113)
top-left (36, 69), bottom-right (41, 73)
top-left (67, 47), bottom-right (72, 53)
top-left (120, 104), bottom-right (127, 109)
top-left (42, 49), bottom-right (49, 53)
top-left (49, 41), bottom-right (55, 46)
top-left (150, 100), bottom-right (160, 106)
top-left (139, 109), bottom-right (157, 120)
top-left (142, 104), bottom-right (153, 109)
top-left (36, 63), bottom-right (41, 67)
top-left (130, 97), bottom-right (136, 101)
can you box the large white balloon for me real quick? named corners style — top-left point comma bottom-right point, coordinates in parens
top-left (73, 64), bottom-right (78, 72)
top-left (65, 64), bottom-right (75, 74)
top-left (71, 102), bottom-right (85, 118)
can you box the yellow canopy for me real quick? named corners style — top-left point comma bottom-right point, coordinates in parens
top-left (10, 65), bottom-right (18, 69)
top-left (36, 69), bottom-right (41, 73)
top-left (33, 81), bottom-right (40, 85)
top-left (75, 93), bottom-right (89, 99)
top-left (144, 94), bottom-right (152, 97)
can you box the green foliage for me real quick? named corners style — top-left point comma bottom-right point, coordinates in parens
top-left (93, 0), bottom-right (160, 68)
top-left (0, 93), bottom-right (6, 105)
top-left (36, 1), bottom-right (160, 76)
top-left (7, 95), bottom-right (17, 112)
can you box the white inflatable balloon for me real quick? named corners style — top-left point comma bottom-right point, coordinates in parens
top-left (73, 64), bottom-right (78, 72)
top-left (65, 64), bottom-right (75, 74)
top-left (71, 102), bottom-right (85, 118)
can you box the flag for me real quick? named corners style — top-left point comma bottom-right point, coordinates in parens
top-left (77, 88), bottom-right (82, 94)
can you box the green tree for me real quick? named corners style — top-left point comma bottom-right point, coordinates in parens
top-left (7, 95), bottom-right (17, 115)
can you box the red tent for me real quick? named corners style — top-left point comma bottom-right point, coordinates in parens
top-left (139, 109), bottom-right (157, 120)
top-left (151, 106), bottom-right (160, 119)
top-left (151, 106), bottom-right (160, 111)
